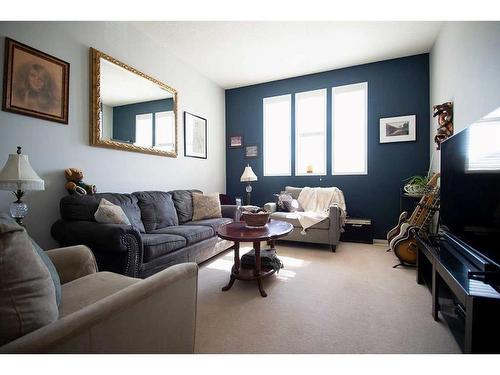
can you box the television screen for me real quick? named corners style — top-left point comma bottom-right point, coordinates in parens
top-left (440, 109), bottom-right (500, 266)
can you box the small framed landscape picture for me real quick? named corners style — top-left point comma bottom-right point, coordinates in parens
top-left (379, 115), bottom-right (416, 143)
top-left (245, 145), bottom-right (258, 158)
top-left (229, 135), bottom-right (243, 148)
top-left (184, 112), bottom-right (207, 159)
top-left (2, 38), bottom-right (70, 124)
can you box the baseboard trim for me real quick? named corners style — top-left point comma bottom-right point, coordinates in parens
top-left (373, 239), bottom-right (388, 246)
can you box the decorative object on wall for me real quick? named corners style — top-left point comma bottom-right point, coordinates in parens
top-left (240, 164), bottom-right (258, 205)
top-left (64, 168), bottom-right (96, 196)
top-left (245, 145), bottom-right (258, 159)
top-left (229, 135), bottom-right (243, 148)
top-left (184, 112), bottom-right (207, 159)
top-left (2, 38), bottom-right (70, 124)
top-left (379, 115), bottom-right (416, 143)
top-left (0, 146), bottom-right (45, 225)
top-left (89, 48), bottom-right (178, 157)
top-left (432, 101), bottom-right (453, 150)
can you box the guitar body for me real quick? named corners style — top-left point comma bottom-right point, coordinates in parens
top-left (392, 229), bottom-right (418, 265)
top-left (389, 222), bottom-right (412, 249)
top-left (386, 211), bottom-right (408, 243)
top-left (388, 173), bottom-right (440, 266)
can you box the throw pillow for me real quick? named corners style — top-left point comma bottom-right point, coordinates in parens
top-left (274, 192), bottom-right (293, 212)
top-left (192, 193), bottom-right (222, 221)
top-left (94, 198), bottom-right (131, 225)
top-left (0, 214), bottom-right (59, 346)
top-left (283, 198), bottom-right (302, 213)
top-left (30, 237), bottom-right (61, 307)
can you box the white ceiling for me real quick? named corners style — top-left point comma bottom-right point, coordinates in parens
top-left (100, 58), bottom-right (173, 107)
top-left (133, 21), bottom-right (443, 89)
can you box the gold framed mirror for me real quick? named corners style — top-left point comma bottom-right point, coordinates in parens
top-left (90, 48), bottom-right (178, 157)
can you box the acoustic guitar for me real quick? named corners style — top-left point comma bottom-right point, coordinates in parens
top-left (386, 173), bottom-right (440, 245)
top-left (389, 187), bottom-right (440, 266)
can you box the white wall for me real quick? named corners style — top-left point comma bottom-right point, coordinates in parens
top-left (430, 22), bottom-right (500, 171)
top-left (102, 104), bottom-right (113, 140)
top-left (0, 22), bottom-right (226, 248)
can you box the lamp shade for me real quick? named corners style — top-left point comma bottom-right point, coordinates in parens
top-left (240, 164), bottom-right (258, 182)
top-left (0, 153), bottom-right (44, 191)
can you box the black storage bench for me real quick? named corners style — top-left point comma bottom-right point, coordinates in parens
top-left (341, 218), bottom-right (373, 244)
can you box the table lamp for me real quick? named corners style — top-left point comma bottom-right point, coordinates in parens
top-left (240, 164), bottom-right (257, 205)
top-left (0, 146), bottom-right (45, 225)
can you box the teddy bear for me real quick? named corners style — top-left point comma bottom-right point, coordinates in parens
top-left (65, 168), bottom-right (97, 196)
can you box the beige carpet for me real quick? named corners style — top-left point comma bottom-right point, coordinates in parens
top-left (195, 241), bottom-right (461, 354)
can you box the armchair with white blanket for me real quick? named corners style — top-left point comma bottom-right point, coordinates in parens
top-left (264, 186), bottom-right (346, 252)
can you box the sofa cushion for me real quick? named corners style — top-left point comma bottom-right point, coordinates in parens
top-left (60, 193), bottom-right (145, 233)
top-left (133, 191), bottom-right (179, 232)
top-left (270, 211), bottom-right (330, 230)
top-left (141, 233), bottom-right (187, 262)
top-left (59, 272), bottom-right (139, 318)
top-left (151, 225), bottom-right (214, 246)
top-left (169, 189), bottom-right (202, 224)
top-left (184, 217), bottom-right (233, 233)
top-left (0, 215), bottom-right (59, 346)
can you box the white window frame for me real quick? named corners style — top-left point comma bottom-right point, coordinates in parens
top-left (294, 88), bottom-right (327, 176)
top-left (263, 94), bottom-right (292, 177)
top-left (331, 82), bottom-right (368, 176)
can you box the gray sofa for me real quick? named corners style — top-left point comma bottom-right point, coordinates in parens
top-left (264, 186), bottom-right (343, 252)
top-left (51, 190), bottom-right (236, 278)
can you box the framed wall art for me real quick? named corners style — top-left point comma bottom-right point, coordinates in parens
top-left (245, 144), bottom-right (258, 158)
top-left (2, 38), bottom-right (70, 124)
top-left (379, 115), bottom-right (416, 143)
top-left (184, 111), bottom-right (207, 159)
top-left (229, 135), bottom-right (243, 148)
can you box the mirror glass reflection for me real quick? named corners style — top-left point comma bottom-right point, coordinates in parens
top-left (99, 58), bottom-right (176, 152)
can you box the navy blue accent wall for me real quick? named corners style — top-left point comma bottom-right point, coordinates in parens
top-left (113, 98), bottom-right (173, 142)
top-left (225, 54), bottom-right (430, 239)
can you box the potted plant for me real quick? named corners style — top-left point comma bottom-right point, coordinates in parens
top-left (403, 175), bottom-right (430, 196)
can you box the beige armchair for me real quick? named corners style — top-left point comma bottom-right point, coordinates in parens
top-left (0, 245), bottom-right (198, 354)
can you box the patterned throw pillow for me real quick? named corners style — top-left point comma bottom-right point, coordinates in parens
top-left (94, 198), bottom-right (131, 225)
top-left (192, 193), bottom-right (222, 221)
top-left (283, 198), bottom-right (301, 212)
top-left (274, 192), bottom-right (293, 212)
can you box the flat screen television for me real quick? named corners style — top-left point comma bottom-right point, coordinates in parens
top-left (440, 110), bottom-right (500, 269)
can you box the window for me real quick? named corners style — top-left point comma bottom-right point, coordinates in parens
top-left (154, 111), bottom-right (175, 151)
top-left (295, 89), bottom-right (327, 175)
top-left (135, 113), bottom-right (153, 148)
top-left (263, 94), bottom-right (292, 176)
top-left (467, 119), bottom-right (500, 172)
top-left (332, 82), bottom-right (367, 175)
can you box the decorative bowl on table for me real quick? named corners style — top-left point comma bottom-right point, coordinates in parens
top-left (240, 207), bottom-right (271, 228)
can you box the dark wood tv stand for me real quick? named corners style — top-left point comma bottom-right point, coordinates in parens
top-left (416, 234), bottom-right (500, 353)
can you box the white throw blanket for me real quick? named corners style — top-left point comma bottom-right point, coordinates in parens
top-left (295, 187), bottom-right (346, 234)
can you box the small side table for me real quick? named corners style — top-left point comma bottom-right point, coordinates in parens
top-left (217, 220), bottom-right (293, 297)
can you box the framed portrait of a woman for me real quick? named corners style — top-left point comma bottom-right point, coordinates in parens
top-left (2, 38), bottom-right (70, 124)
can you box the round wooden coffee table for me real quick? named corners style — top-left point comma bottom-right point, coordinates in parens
top-left (217, 219), bottom-right (293, 297)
